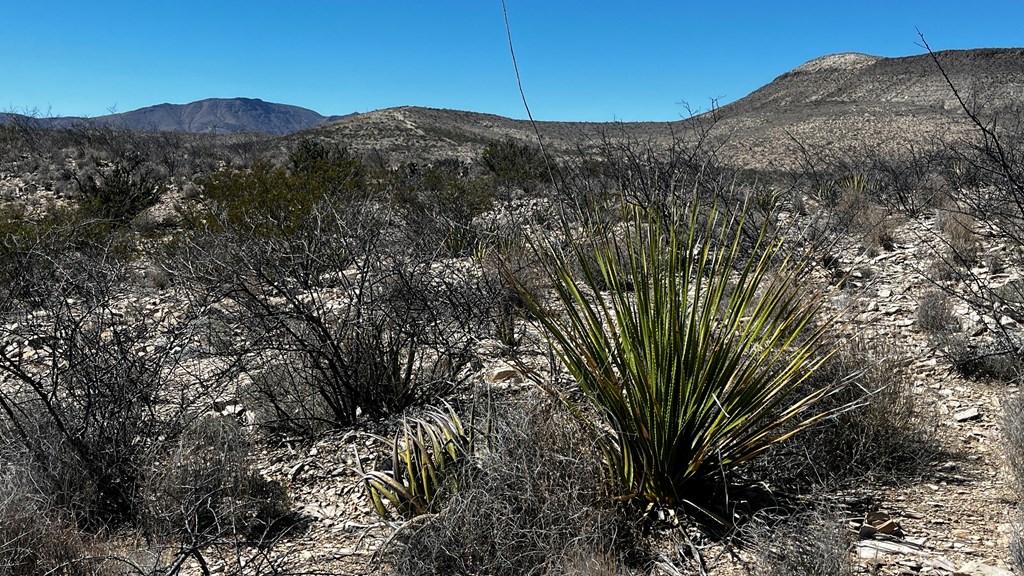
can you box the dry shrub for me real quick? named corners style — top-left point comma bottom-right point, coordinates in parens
top-left (745, 502), bottom-right (854, 576)
top-left (917, 289), bottom-right (961, 335)
top-left (0, 458), bottom-right (86, 575)
top-left (387, 403), bottom-right (645, 576)
top-left (1004, 393), bottom-right (1024, 571)
top-left (760, 339), bottom-right (939, 487)
top-left (940, 332), bottom-right (1021, 383)
top-left (926, 253), bottom-right (962, 282)
top-left (177, 199), bottom-right (486, 433)
top-left (936, 208), bottom-right (980, 267)
top-left (143, 415), bottom-right (292, 545)
top-left (1005, 393), bottom-right (1024, 496)
top-left (833, 188), bottom-right (896, 255)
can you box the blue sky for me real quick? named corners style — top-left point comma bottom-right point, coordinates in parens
top-left (4, 1), bottom-right (1023, 122)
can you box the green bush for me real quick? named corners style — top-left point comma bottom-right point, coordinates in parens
top-left (389, 159), bottom-right (496, 256)
top-left (196, 140), bottom-right (365, 237)
top-left (511, 198), bottom-right (836, 515)
top-left (287, 137), bottom-right (365, 194)
top-left (480, 138), bottom-right (550, 194)
top-left (73, 150), bottom-right (164, 227)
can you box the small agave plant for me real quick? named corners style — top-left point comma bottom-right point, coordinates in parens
top-left (356, 404), bottom-right (472, 520)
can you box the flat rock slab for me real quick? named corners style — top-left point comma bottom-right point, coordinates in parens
top-left (954, 560), bottom-right (1014, 576)
top-left (954, 407), bottom-right (981, 422)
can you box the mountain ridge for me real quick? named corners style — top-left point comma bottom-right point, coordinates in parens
top-left (4, 47), bottom-right (1024, 166)
top-left (2, 97), bottom-right (354, 135)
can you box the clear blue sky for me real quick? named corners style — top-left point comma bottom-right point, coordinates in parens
top-left (4, 1), bottom-right (1023, 122)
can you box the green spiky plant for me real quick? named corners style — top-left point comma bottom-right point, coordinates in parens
top-left (357, 405), bottom-right (472, 520)
top-left (510, 196), bottom-right (838, 514)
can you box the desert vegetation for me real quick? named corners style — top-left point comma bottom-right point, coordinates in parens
top-left (1, 52), bottom-right (1023, 575)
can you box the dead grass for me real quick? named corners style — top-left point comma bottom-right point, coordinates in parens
top-left (744, 501), bottom-right (855, 576)
top-left (385, 402), bottom-right (647, 576)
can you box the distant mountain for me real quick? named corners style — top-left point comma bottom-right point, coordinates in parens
top-left (101, 98), bottom-right (351, 135)
top-left (1, 98), bottom-right (352, 135)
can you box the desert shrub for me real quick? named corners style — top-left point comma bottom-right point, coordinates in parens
top-left (921, 44), bottom-right (1024, 377)
top-left (941, 332), bottom-right (1022, 383)
top-left (0, 226), bottom-right (249, 536)
top-left (866, 149), bottom-right (946, 217)
top-left (195, 161), bottom-right (310, 236)
top-left (143, 131), bottom-right (220, 178)
top-left (1005, 393), bottom-right (1024, 571)
top-left (388, 159), bottom-right (496, 256)
top-left (0, 217), bottom-right (288, 571)
top-left (926, 253), bottom-right (962, 282)
top-left (936, 208), bottom-right (980, 267)
top-left (287, 137), bottom-right (365, 194)
top-left (143, 415), bottom-right (292, 548)
top-left (833, 186), bottom-right (896, 255)
top-left (922, 205), bottom-right (1021, 382)
top-left (480, 239), bottom-right (549, 354)
top-left (0, 253), bottom-right (168, 529)
top-left (557, 133), bottom-right (743, 229)
top-left (72, 149), bottom-right (165, 228)
top-left (1004, 393), bottom-right (1024, 496)
top-left (510, 196), bottom-right (837, 515)
top-left (388, 404), bottom-right (644, 576)
top-left (0, 459), bottom-right (85, 576)
top-left (195, 142), bottom-right (365, 237)
top-left (745, 502), bottom-right (854, 576)
top-left (0, 206), bottom-right (49, 297)
top-left (917, 289), bottom-right (961, 335)
top-left (176, 198), bottom-right (487, 433)
top-left (480, 138), bottom-right (550, 195)
top-left (763, 339), bottom-right (939, 486)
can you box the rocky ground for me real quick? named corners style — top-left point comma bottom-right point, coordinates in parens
top-left (827, 214), bottom-right (1018, 576)
top-left (167, 209), bottom-right (1020, 576)
top-left (2, 157), bottom-right (1021, 574)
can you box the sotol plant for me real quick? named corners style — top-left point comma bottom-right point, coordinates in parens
top-left (512, 197), bottom-right (838, 513)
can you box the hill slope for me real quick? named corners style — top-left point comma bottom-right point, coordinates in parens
top-left (709, 48), bottom-right (1024, 167)
top-left (299, 48), bottom-right (1024, 167)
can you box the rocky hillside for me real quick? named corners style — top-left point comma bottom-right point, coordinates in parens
top-left (298, 48), bottom-right (1024, 167)
top-left (299, 106), bottom-right (625, 162)
top-left (725, 49), bottom-right (1024, 113)
top-left (710, 48), bottom-right (1024, 168)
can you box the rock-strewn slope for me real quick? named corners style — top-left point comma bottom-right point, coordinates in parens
top-left (710, 48), bottom-right (1024, 168)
